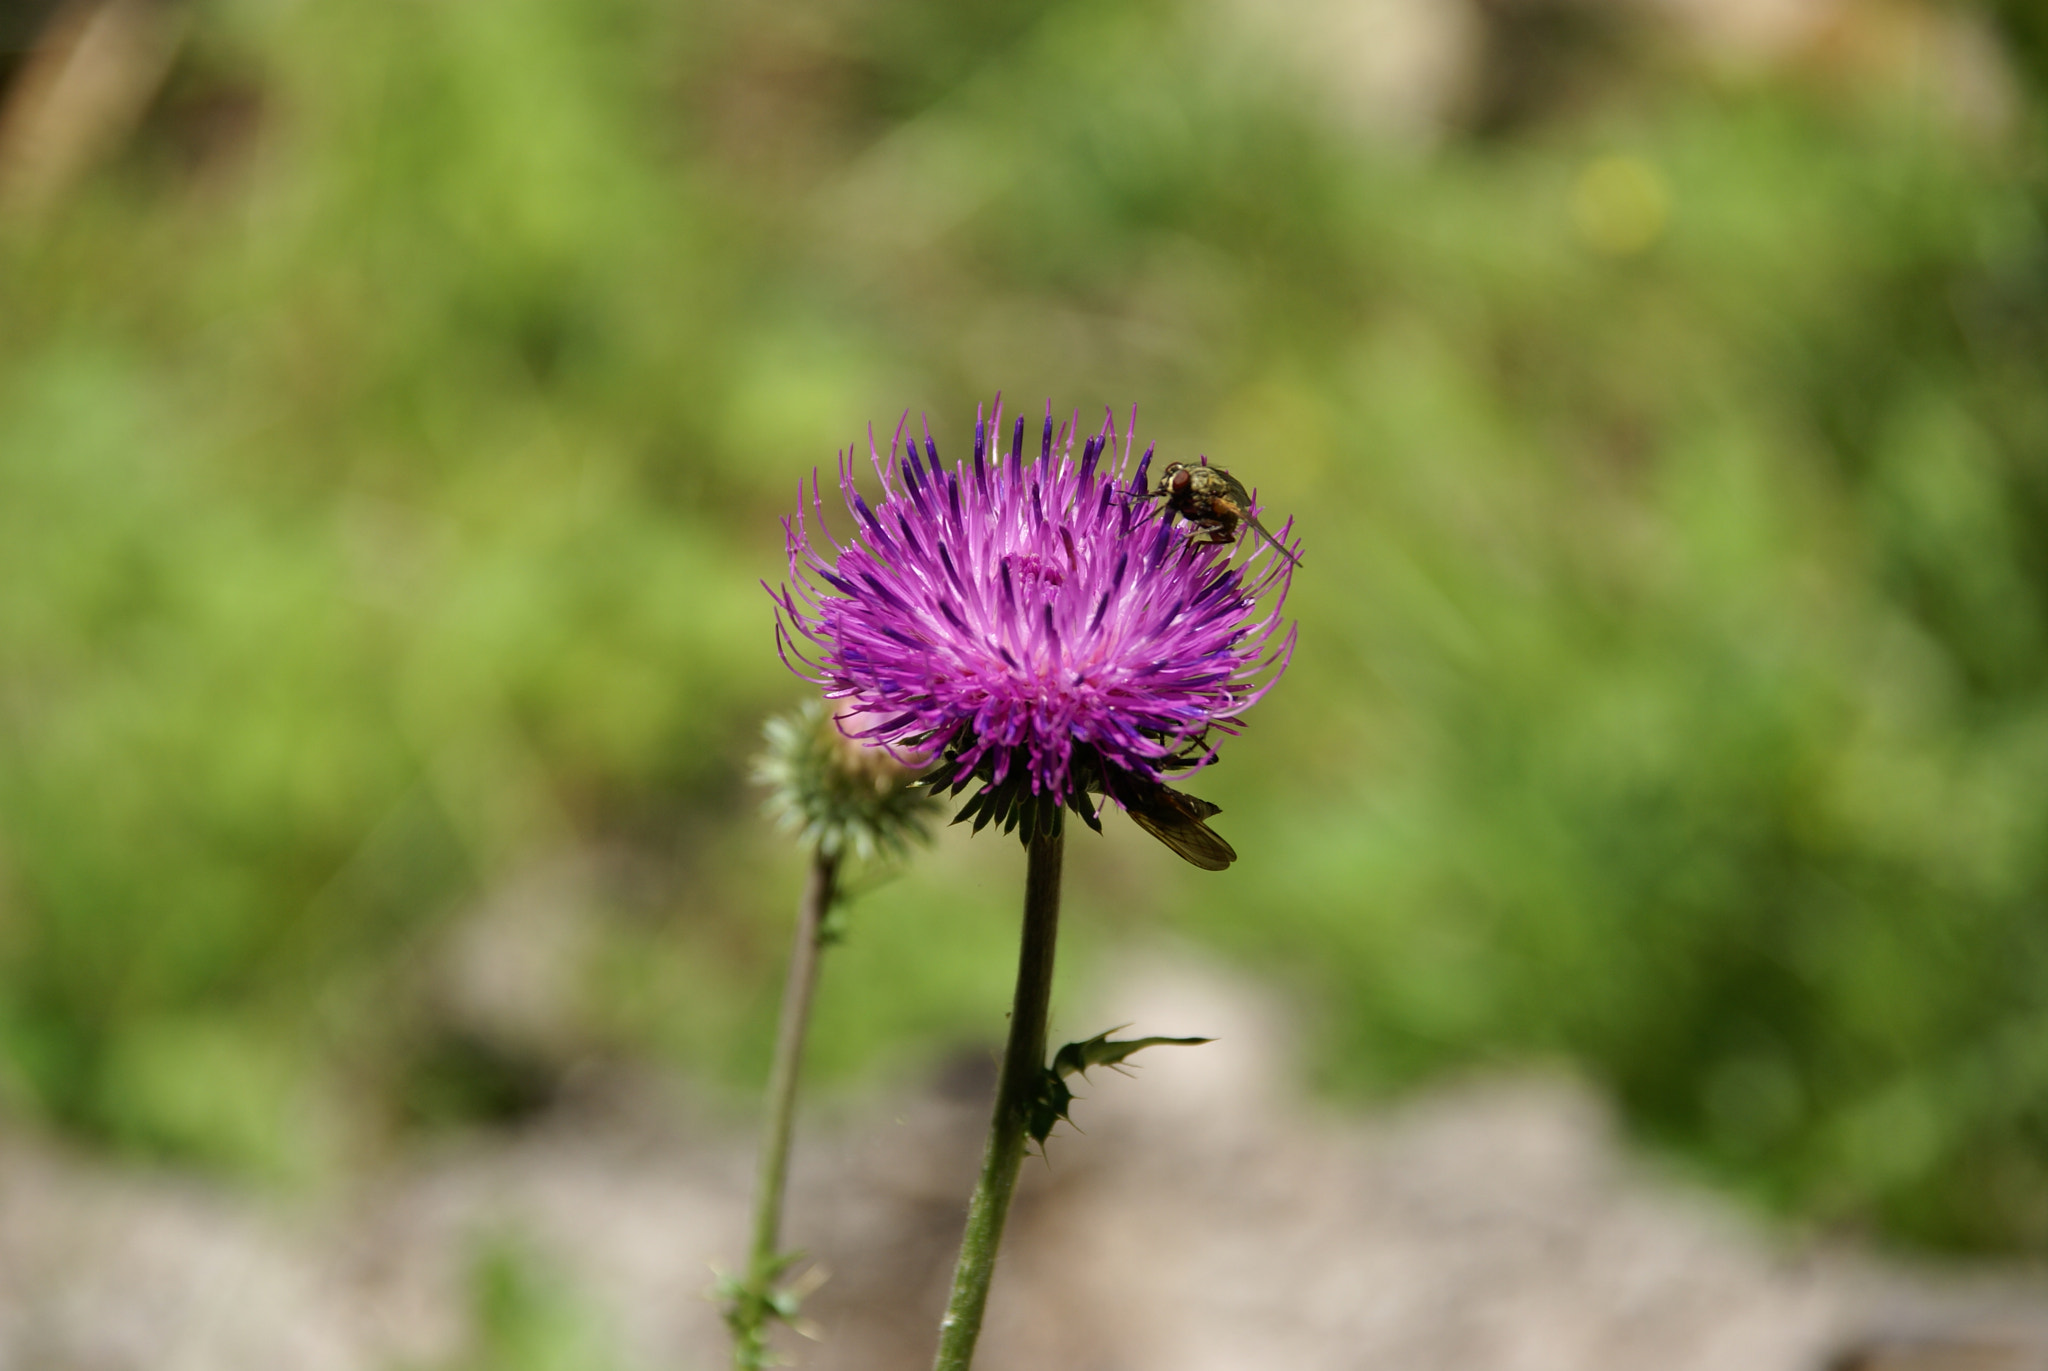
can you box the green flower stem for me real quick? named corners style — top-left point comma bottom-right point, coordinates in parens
top-left (932, 826), bottom-right (1065, 1371)
top-left (731, 847), bottom-right (840, 1371)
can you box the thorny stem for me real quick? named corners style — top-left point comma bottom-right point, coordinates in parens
top-left (730, 848), bottom-right (839, 1371)
top-left (931, 826), bottom-right (1064, 1371)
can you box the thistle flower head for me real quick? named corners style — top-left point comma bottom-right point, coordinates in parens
top-left (769, 400), bottom-right (1297, 847)
top-left (753, 700), bottom-right (941, 861)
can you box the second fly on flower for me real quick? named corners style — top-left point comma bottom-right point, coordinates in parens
top-left (1147, 459), bottom-right (1302, 568)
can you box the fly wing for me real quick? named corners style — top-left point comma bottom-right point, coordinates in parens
top-left (1240, 512), bottom-right (1303, 569)
top-left (1213, 468), bottom-right (1302, 568)
top-left (1127, 808), bottom-right (1237, 870)
top-left (1209, 467), bottom-right (1254, 505)
top-left (1126, 785), bottom-right (1237, 870)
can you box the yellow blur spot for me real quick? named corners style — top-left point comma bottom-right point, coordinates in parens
top-left (1570, 155), bottom-right (1670, 257)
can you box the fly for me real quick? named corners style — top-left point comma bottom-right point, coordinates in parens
top-left (1122, 777), bottom-right (1237, 871)
top-left (1146, 458), bottom-right (1302, 568)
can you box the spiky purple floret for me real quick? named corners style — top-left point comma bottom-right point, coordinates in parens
top-left (770, 400), bottom-right (1297, 840)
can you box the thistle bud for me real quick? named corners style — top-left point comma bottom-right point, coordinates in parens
top-left (753, 700), bottom-right (940, 861)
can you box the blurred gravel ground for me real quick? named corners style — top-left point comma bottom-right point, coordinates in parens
top-left (2, 957), bottom-right (2044, 1371)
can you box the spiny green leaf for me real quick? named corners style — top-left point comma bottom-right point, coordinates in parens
top-left (1026, 1070), bottom-right (1074, 1148)
top-left (1051, 1026), bottom-right (1215, 1082)
top-left (1026, 1027), bottom-right (1214, 1151)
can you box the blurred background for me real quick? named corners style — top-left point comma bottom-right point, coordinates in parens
top-left (4, 0), bottom-right (2048, 1360)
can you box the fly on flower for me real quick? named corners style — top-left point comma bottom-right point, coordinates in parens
top-left (1121, 776), bottom-right (1236, 872)
top-left (769, 400), bottom-right (1298, 870)
top-left (1146, 459), bottom-right (1302, 569)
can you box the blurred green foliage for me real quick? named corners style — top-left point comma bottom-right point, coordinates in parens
top-left (3, 0), bottom-right (2047, 1252)
top-left (429, 1234), bottom-right (626, 1371)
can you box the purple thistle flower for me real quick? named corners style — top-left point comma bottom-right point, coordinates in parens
top-left (769, 400), bottom-right (1298, 862)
